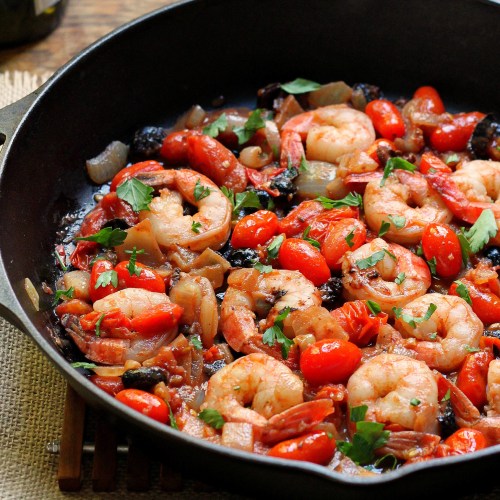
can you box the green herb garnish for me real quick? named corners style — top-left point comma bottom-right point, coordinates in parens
top-left (95, 270), bottom-right (118, 289)
top-left (55, 250), bottom-right (68, 271)
top-left (299, 156), bottom-right (309, 172)
top-left (388, 215), bottom-right (406, 229)
top-left (410, 398), bottom-right (421, 406)
top-left (356, 249), bottom-right (395, 270)
top-left (464, 345), bottom-right (480, 353)
top-left (281, 78), bottom-right (321, 94)
top-left (190, 335), bottom-right (203, 351)
top-left (267, 234), bottom-right (285, 260)
top-left (117, 178), bottom-right (154, 211)
top-left (262, 306), bottom-right (294, 359)
top-left (464, 209), bottom-right (498, 253)
top-left (202, 113), bottom-right (228, 137)
top-left (380, 157), bottom-right (416, 187)
top-left (191, 221), bottom-right (202, 234)
top-left (221, 187), bottom-right (262, 216)
top-left (75, 227), bottom-right (127, 247)
top-left (52, 287), bottom-right (74, 306)
top-left (71, 361), bottom-right (97, 370)
top-left (233, 109), bottom-right (266, 144)
top-left (316, 192), bottom-right (363, 210)
top-left (441, 389), bottom-right (451, 402)
top-left (125, 246), bottom-right (144, 277)
top-left (345, 228), bottom-right (356, 248)
top-left (366, 300), bottom-right (381, 315)
top-left (378, 220), bottom-right (390, 237)
top-left (194, 179), bottom-right (211, 201)
top-left (350, 405), bottom-right (368, 422)
top-left (167, 401), bottom-right (179, 430)
top-left (454, 280), bottom-right (472, 305)
top-left (302, 226), bottom-right (320, 249)
top-left (95, 313), bottom-right (105, 337)
top-left (395, 272), bottom-right (406, 285)
top-left (393, 303), bottom-right (437, 328)
top-left (427, 257), bottom-right (437, 276)
top-left (198, 408), bottom-right (225, 429)
top-left (254, 261), bottom-right (273, 274)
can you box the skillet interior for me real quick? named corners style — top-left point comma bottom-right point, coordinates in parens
top-left (0, 0), bottom-right (499, 496)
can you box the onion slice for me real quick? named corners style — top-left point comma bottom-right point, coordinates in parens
top-left (86, 141), bottom-right (129, 184)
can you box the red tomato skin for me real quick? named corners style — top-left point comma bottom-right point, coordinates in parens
top-left (231, 210), bottom-right (279, 249)
top-left (443, 428), bottom-right (487, 455)
top-left (130, 303), bottom-right (184, 337)
top-left (110, 160), bottom-right (163, 192)
top-left (115, 261), bottom-right (166, 293)
top-left (90, 375), bottom-right (124, 397)
top-left (365, 99), bottom-right (406, 139)
top-left (80, 309), bottom-right (132, 336)
top-left (278, 238), bottom-right (331, 286)
top-left (307, 207), bottom-right (359, 244)
top-left (421, 223), bottom-right (462, 278)
top-left (321, 218), bottom-right (366, 270)
top-left (300, 339), bottom-right (362, 385)
top-left (89, 260), bottom-right (119, 302)
top-left (55, 299), bottom-right (93, 317)
top-left (278, 200), bottom-right (325, 237)
top-left (429, 112), bottom-right (485, 152)
top-left (419, 152), bottom-right (452, 174)
top-left (160, 129), bottom-right (200, 164)
top-left (115, 389), bottom-right (169, 424)
top-left (268, 431), bottom-right (336, 464)
top-left (456, 351), bottom-right (494, 409)
top-left (413, 86), bottom-right (446, 115)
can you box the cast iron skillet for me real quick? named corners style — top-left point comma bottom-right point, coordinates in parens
top-left (1, 0), bottom-right (499, 497)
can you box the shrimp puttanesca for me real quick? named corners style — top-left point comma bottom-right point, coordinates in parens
top-left (341, 238), bottom-right (431, 313)
top-left (394, 293), bottom-right (483, 372)
top-left (201, 353), bottom-right (334, 443)
top-left (137, 168), bottom-right (231, 252)
top-left (364, 170), bottom-right (452, 245)
top-left (347, 353), bottom-right (439, 434)
top-left (280, 104), bottom-right (376, 168)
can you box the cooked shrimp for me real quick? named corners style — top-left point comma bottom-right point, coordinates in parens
top-left (364, 170), bottom-right (452, 245)
top-left (280, 104), bottom-right (376, 168)
top-left (341, 238), bottom-right (430, 313)
top-left (220, 268), bottom-right (322, 354)
top-left (201, 353), bottom-right (333, 443)
top-left (138, 169), bottom-right (231, 252)
top-left (394, 293), bottom-right (483, 372)
top-left (347, 353), bottom-right (439, 434)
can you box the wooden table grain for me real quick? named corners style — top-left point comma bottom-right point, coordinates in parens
top-left (0, 0), bottom-right (177, 74)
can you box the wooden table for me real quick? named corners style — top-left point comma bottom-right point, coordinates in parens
top-left (0, 0), bottom-right (176, 74)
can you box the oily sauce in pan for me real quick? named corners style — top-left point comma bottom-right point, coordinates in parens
top-left (49, 78), bottom-right (500, 473)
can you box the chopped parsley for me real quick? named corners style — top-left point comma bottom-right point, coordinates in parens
top-left (464, 209), bottom-right (498, 254)
top-left (454, 280), bottom-right (472, 305)
top-left (380, 157), bottom-right (416, 187)
top-left (198, 408), bottom-right (225, 429)
top-left (75, 227), bottom-right (127, 247)
top-left (55, 250), bottom-right (68, 271)
top-left (116, 178), bottom-right (154, 211)
top-left (233, 109), bottom-right (266, 144)
top-left (299, 156), bottom-right (310, 173)
top-left (345, 228), bottom-right (356, 248)
top-left (350, 405), bottom-right (368, 422)
top-left (395, 272), bottom-right (406, 285)
top-left (125, 246), bottom-right (144, 277)
top-left (167, 402), bottom-right (179, 430)
top-left (202, 113), bottom-right (228, 137)
top-left (267, 234), bottom-right (285, 260)
top-left (458, 229), bottom-right (471, 266)
top-left (194, 179), bottom-right (211, 201)
top-left (316, 192), bottom-right (363, 210)
top-left (427, 256), bottom-right (437, 276)
top-left (253, 261), bottom-right (273, 274)
top-left (191, 221), bottom-right (202, 234)
top-left (393, 303), bottom-right (437, 328)
top-left (388, 215), bottom-right (406, 229)
top-left (302, 226), bottom-right (320, 249)
top-left (71, 361), bottom-right (97, 370)
top-left (221, 187), bottom-right (262, 216)
top-left (52, 287), bottom-right (74, 306)
top-left (366, 300), bottom-right (381, 315)
top-left (464, 345), bottom-right (480, 353)
top-left (95, 270), bottom-right (118, 289)
top-left (441, 389), bottom-right (451, 403)
top-left (410, 398), bottom-right (421, 407)
top-left (95, 313), bottom-right (105, 337)
top-left (355, 249), bottom-right (395, 270)
top-left (190, 335), bottom-right (203, 351)
top-left (262, 306), bottom-right (294, 359)
top-left (378, 220), bottom-right (390, 237)
top-left (280, 78), bottom-right (321, 94)
top-left (445, 154), bottom-right (460, 165)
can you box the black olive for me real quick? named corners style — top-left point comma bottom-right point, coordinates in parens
top-left (469, 113), bottom-right (500, 160)
top-left (227, 248), bottom-right (259, 268)
top-left (203, 359), bottom-right (228, 377)
top-left (482, 246), bottom-right (500, 266)
top-left (131, 126), bottom-right (166, 157)
top-left (319, 277), bottom-right (343, 309)
top-left (102, 218), bottom-right (131, 230)
top-left (352, 83), bottom-right (382, 103)
top-left (122, 367), bottom-right (168, 390)
top-left (437, 401), bottom-right (458, 439)
top-left (257, 82), bottom-right (285, 110)
top-left (270, 167), bottom-right (298, 197)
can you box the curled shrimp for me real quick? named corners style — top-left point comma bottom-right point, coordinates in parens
top-left (220, 268), bottom-right (322, 354)
top-left (201, 353), bottom-right (334, 443)
top-left (394, 293), bottom-right (483, 372)
top-left (137, 168), bottom-right (231, 252)
top-left (364, 170), bottom-right (452, 245)
top-left (347, 353), bottom-right (439, 434)
top-left (341, 238), bottom-right (430, 313)
top-left (280, 104), bottom-right (376, 168)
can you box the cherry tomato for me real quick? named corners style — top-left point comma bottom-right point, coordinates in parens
top-left (278, 200), bottom-right (325, 237)
top-left (330, 300), bottom-right (388, 347)
top-left (321, 218), bottom-right (366, 270)
top-left (130, 302), bottom-right (184, 336)
top-left (456, 351), bottom-right (494, 409)
top-left (89, 260), bottom-right (119, 302)
top-left (419, 152), bottom-right (452, 174)
top-left (307, 207), bottom-right (359, 243)
top-left (300, 339), bottom-right (362, 385)
top-left (429, 112), bottom-right (485, 152)
top-left (115, 261), bottom-right (166, 293)
top-left (365, 138), bottom-right (397, 166)
top-left (55, 299), bottom-right (93, 317)
top-left (160, 129), bottom-right (200, 164)
top-left (231, 210), bottom-right (279, 249)
top-left (278, 238), bottom-right (331, 286)
top-left (365, 99), bottom-right (406, 140)
top-left (421, 223), bottom-right (462, 278)
top-left (413, 86), bottom-right (445, 115)
top-left (80, 309), bottom-right (132, 336)
top-left (268, 431), bottom-right (336, 464)
top-left (90, 375), bottom-right (124, 397)
top-left (115, 388), bottom-right (169, 424)
top-left (480, 335), bottom-right (500, 352)
top-left (443, 428), bottom-right (487, 455)
top-left (109, 160), bottom-right (163, 192)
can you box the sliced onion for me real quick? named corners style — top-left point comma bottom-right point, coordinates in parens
top-left (294, 161), bottom-right (337, 199)
top-left (86, 141), bottom-right (129, 184)
top-left (24, 278), bottom-right (39, 311)
top-left (239, 146), bottom-right (273, 169)
top-left (221, 422), bottom-right (254, 451)
top-left (264, 120), bottom-right (281, 158)
top-left (173, 105), bottom-right (207, 131)
top-left (308, 81), bottom-right (353, 108)
top-left (189, 248), bottom-right (231, 289)
top-left (61, 270), bottom-right (91, 301)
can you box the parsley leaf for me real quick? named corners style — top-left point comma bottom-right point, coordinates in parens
top-left (395, 272), bottom-right (406, 285)
top-left (465, 209), bottom-right (498, 253)
top-left (380, 157), bottom-right (416, 187)
top-left (350, 405), bottom-right (368, 422)
top-left (345, 228), bottom-right (355, 248)
top-left (446, 154), bottom-right (460, 165)
top-left (71, 361), bottom-right (97, 370)
top-left (198, 408), bottom-right (225, 429)
top-left (191, 221), bottom-right (202, 234)
top-left (393, 303), bottom-right (437, 328)
top-left (366, 300), bottom-right (381, 315)
top-left (194, 179), bottom-right (211, 201)
top-left (95, 270), bottom-right (118, 289)
top-left (281, 78), bottom-right (321, 94)
top-left (458, 229), bottom-right (471, 266)
top-left (378, 220), bottom-right (390, 237)
top-left (454, 280), bottom-right (472, 305)
top-left (167, 401), bottom-right (179, 430)
top-left (190, 335), bottom-right (203, 351)
top-left (95, 313), bottom-right (105, 337)
top-left (427, 256), bottom-right (437, 276)
top-left (221, 187), bottom-right (262, 216)
top-left (299, 156), bottom-right (309, 172)
top-left (202, 113), bottom-right (228, 138)
top-left (52, 287), bottom-right (74, 306)
top-left (355, 249), bottom-right (395, 269)
top-left (254, 261), bottom-right (273, 274)
top-left (117, 178), bottom-right (154, 211)
top-left (55, 250), bottom-right (68, 271)
top-left (388, 215), bottom-right (406, 229)
top-left (464, 345), bottom-right (480, 353)
top-left (125, 246), bottom-right (144, 277)
top-left (316, 192), bottom-right (363, 210)
top-left (410, 398), bottom-right (421, 406)
top-left (267, 234), bottom-right (285, 260)
top-left (441, 389), bottom-right (451, 402)
top-left (233, 109), bottom-right (266, 145)
top-left (302, 226), bottom-right (321, 249)
top-left (75, 227), bottom-right (127, 247)
top-left (262, 306), bottom-right (294, 359)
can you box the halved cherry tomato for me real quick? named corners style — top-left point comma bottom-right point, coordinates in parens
top-left (80, 309), bottom-right (132, 336)
top-left (419, 152), bottom-right (452, 174)
top-left (231, 210), bottom-right (279, 249)
top-left (456, 351), bottom-right (494, 409)
top-left (277, 200), bottom-right (325, 237)
top-left (130, 302), bottom-right (184, 337)
top-left (413, 86), bottom-right (445, 115)
top-left (300, 339), bottom-right (362, 385)
top-left (321, 218), bottom-right (366, 270)
top-left (365, 138), bottom-right (397, 166)
top-left (115, 388), bottom-right (169, 424)
top-left (330, 300), bottom-right (388, 347)
top-left (109, 160), bottom-right (163, 192)
top-left (443, 428), bottom-right (487, 455)
top-left (115, 261), bottom-right (165, 293)
top-left (365, 99), bottom-right (405, 140)
top-left (429, 112), bottom-right (485, 152)
top-left (307, 207), bottom-right (359, 243)
top-left (89, 260), bottom-right (119, 302)
top-left (55, 299), bottom-right (93, 317)
top-left (278, 238), bottom-right (331, 286)
top-left (421, 223), bottom-right (462, 278)
top-left (268, 431), bottom-right (336, 464)
top-left (160, 129), bottom-right (200, 164)
top-left (90, 375), bottom-right (124, 397)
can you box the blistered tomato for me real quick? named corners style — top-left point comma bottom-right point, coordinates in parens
top-left (268, 431), bottom-right (336, 464)
top-left (115, 389), bottom-right (169, 423)
top-left (89, 260), bottom-right (119, 302)
top-left (115, 261), bottom-right (166, 293)
top-left (231, 210), bottom-right (279, 249)
top-left (421, 223), bottom-right (462, 278)
top-left (365, 99), bottom-right (405, 140)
